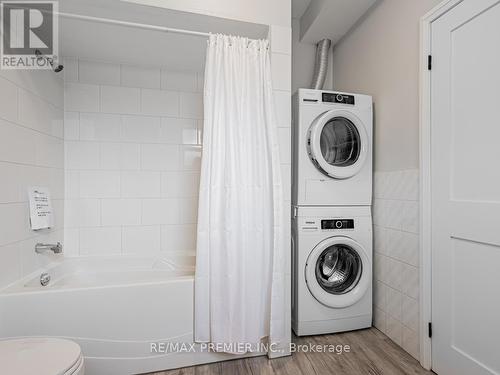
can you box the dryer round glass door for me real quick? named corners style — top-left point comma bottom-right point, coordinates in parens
top-left (307, 110), bottom-right (369, 179)
top-left (305, 236), bottom-right (371, 308)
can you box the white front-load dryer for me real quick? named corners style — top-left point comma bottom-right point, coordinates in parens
top-left (292, 206), bottom-right (372, 336)
top-left (292, 89), bottom-right (373, 206)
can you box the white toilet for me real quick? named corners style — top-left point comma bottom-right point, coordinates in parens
top-left (0, 338), bottom-right (84, 375)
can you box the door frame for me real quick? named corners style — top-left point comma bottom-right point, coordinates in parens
top-left (419, 0), bottom-right (464, 370)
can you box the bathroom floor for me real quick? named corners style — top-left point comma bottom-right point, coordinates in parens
top-left (145, 328), bottom-right (433, 375)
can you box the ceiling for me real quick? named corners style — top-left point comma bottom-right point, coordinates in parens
top-left (59, 0), bottom-right (376, 68)
top-left (292, 0), bottom-right (311, 19)
top-left (59, 0), bottom-right (268, 71)
top-left (293, 0), bottom-right (377, 45)
top-left (60, 18), bottom-right (207, 71)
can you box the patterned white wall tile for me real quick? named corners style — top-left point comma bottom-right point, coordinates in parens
top-left (160, 117), bottom-right (198, 145)
top-left (101, 85), bottom-right (141, 114)
top-left (373, 225), bottom-right (386, 254)
top-left (386, 315), bottom-right (403, 346)
top-left (161, 70), bottom-right (197, 92)
top-left (373, 280), bottom-right (387, 310)
top-left (64, 112), bottom-right (79, 140)
top-left (79, 171), bottom-right (120, 198)
top-left (0, 243), bottom-right (21, 288)
top-left (122, 225), bottom-right (161, 253)
top-left (385, 199), bottom-right (404, 230)
top-left (278, 128), bottom-right (291, 164)
top-left (161, 224), bottom-right (197, 252)
top-left (65, 170), bottom-right (80, 199)
top-left (180, 146), bottom-right (202, 171)
top-left (401, 169), bottom-right (419, 201)
top-left (65, 82), bottom-right (99, 112)
top-left (373, 169), bottom-right (420, 360)
top-left (386, 286), bottom-right (402, 320)
top-left (179, 197), bottom-right (198, 224)
top-left (402, 201), bottom-right (419, 233)
top-left (141, 144), bottom-right (180, 171)
top-left (79, 113), bottom-right (121, 141)
top-left (161, 171), bottom-right (199, 198)
top-left (121, 65), bottom-right (161, 89)
top-left (270, 53), bottom-right (291, 91)
top-left (373, 171), bottom-right (387, 199)
top-left (63, 57), bottom-right (78, 83)
top-left (79, 60), bottom-right (120, 86)
top-left (63, 59), bottom-right (209, 257)
top-left (402, 326), bottom-right (419, 359)
top-left (386, 229), bottom-right (406, 261)
top-left (401, 263), bottom-right (419, 299)
top-left (374, 252), bottom-right (387, 284)
top-left (141, 89), bottom-right (179, 117)
top-left (179, 92), bottom-right (203, 119)
top-left (121, 115), bottom-right (161, 143)
top-left (64, 199), bottom-right (101, 228)
top-left (101, 199), bottom-right (142, 226)
top-left (0, 76), bottom-right (19, 123)
top-left (79, 226), bottom-right (122, 255)
top-left (142, 199), bottom-right (179, 225)
top-left (274, 90), bottom-right (291, 127)
top-left (385, 257), bottom-right (403, 291)
top-left (400, 232), bottom-right (419, 267)
top-left (373, 307), bottom-right (387, 334)
top-left (65, 141), bottom-right (100, 170)
top-left (121, 171), bottom-right (161, 198)
top-left (402, 294), bottom-right (419, 331)
top-left (63, 228), bottom-right (79, 256)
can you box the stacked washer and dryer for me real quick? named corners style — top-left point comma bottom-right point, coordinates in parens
top-left (292, 89), bottom-right (373, 336)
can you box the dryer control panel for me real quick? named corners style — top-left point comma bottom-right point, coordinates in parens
top-left (322, 92), bottom-right (355, 105)
top-left (297, 217), bottom-right (355, 231)
top-left (321, 219), bottom-right (355, 230)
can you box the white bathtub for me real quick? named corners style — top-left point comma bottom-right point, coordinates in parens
top-left (0, 255), bottom-right (263, 375)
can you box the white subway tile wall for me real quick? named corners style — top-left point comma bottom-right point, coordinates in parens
top-left (269, 24), bottom-right (292, 357)
top-left (0, 70), bottom-right (64, 289)
top-left (63, 59), bottom-right (205, 256)
top-left (63, 54), bottom-right (292, 261)
top-left (373, 169), bottom-right (420, 360)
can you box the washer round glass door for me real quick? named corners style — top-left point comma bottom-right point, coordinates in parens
top-left (305, 236), bottom-right (371, 308)
top-left (307, 110), bottom-right (368, 179)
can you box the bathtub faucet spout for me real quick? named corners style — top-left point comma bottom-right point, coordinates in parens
top-left (35, 242), bottom-right (63, 254)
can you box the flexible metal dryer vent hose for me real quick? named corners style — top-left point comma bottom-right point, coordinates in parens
top-left (311, 39), bottom-right (332, 90)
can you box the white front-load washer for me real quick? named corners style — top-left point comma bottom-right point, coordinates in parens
top-left (292, 89), bottom-right (373, 206)
top-left (292, 205), bottom-right (372, 336)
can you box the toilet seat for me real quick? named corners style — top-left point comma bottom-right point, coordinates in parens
top-left (0, 338), bottom-right (84, 375)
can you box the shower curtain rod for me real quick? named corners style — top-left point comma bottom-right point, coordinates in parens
top-left (58, 12), bottom-right (211, 38)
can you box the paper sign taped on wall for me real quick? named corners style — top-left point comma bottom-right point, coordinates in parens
top-left (28, 187), bottom-right (54, 230)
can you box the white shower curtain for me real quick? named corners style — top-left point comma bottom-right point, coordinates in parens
top-left (195, 34), bottom-right (286, 356)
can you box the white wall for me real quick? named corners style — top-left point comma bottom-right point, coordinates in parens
top-left (0, 70), bottom-right (65, 289)
top-left (122, 0), bottom-right (291, 27)
top-left (292, 18), bottom-right (333, 93)
top-left (62, 58), bottom-right (203, 256)
top-left (332, 0), bottom-right (441, 172)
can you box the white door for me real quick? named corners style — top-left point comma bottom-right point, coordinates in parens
top-left (431, 0), bottom-right (500, 374)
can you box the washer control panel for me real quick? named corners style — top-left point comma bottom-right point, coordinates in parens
top-left (321, 219), bottom-right (355, 230)
top-left (322, 92), bottom-right (355, 105)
